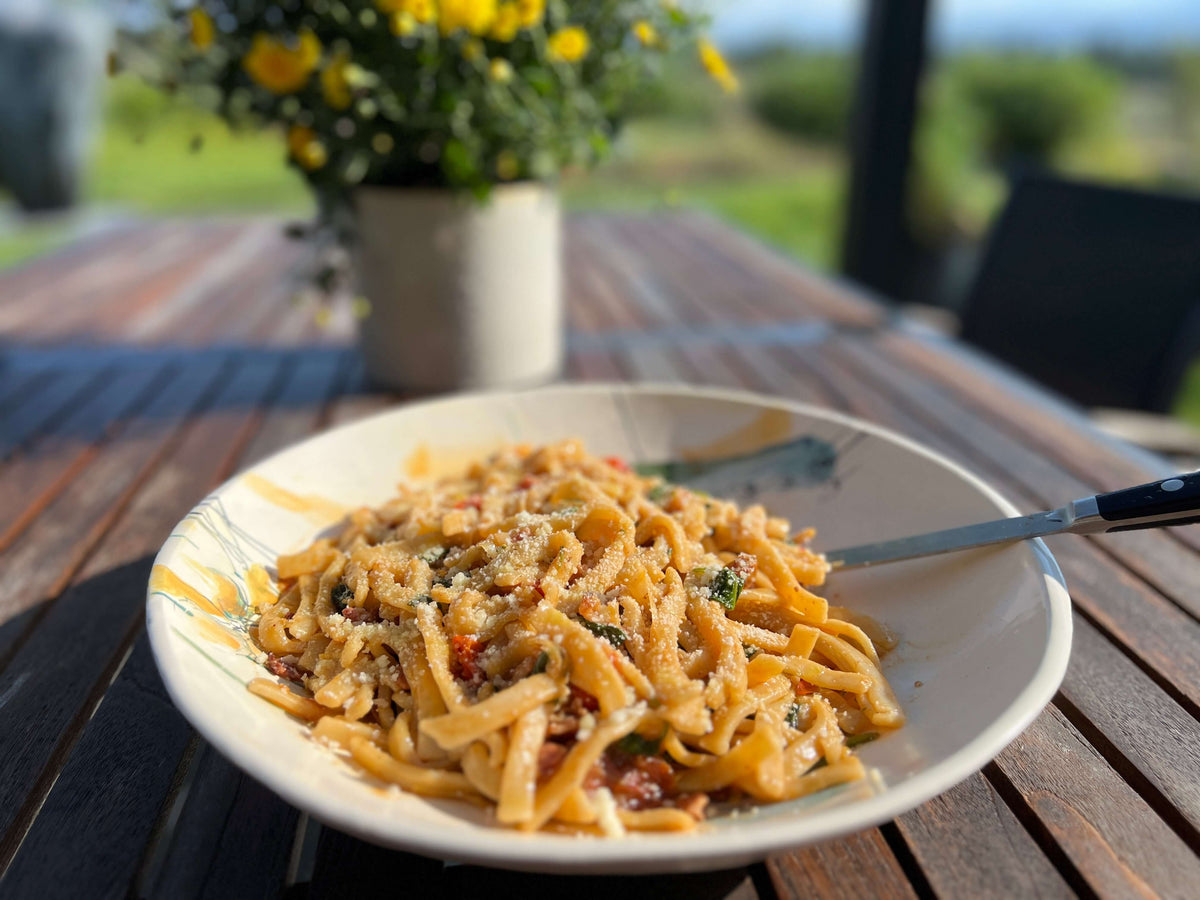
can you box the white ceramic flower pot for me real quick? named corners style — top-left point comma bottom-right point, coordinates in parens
top-left (354, 183), bottom-right (562, 392)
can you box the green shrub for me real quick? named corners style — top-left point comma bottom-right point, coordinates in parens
top-left (947, 54), bottom-right (1119, 164)
top-left (621, 60), bottom-right (723, 123)
top-left (745, 51), bottom-right (853, 144)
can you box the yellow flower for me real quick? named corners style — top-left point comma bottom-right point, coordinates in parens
top-left (390, 11), bottom-right (417, 35)
top-left (515, 0), bottom-right (544, 27)
top-left (633, 20), bottom-right (658, 47)
top-left (461, 38), bottom-right (484, 61)
top-left (243, 31), bottom-right (321, 94)
top-left (403, 0), bottom-right (437, 24)
top-left (320, 51), bottom-right (353, 110)
top-left (188, 8), bottom-right (215, 50)
top-left (698, 37), bottom-right (738, 93)
top-left (489, 3), bottom-right (521, 41)
top-left (489, 58), bottom-right (513, 82)
top-left (287, 125), bottom-right (327, 170)
top-left (439, 0), bottom-right (496, 36)
top-left (547, 26), bottom-right (589, 63)
top-left (496, 150), bottom-right (520, 180)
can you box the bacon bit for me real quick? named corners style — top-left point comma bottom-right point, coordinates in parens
top-left (547, 685), bottom-right (600, 740)
top-left (673, 792), bottom-right (710, 821)
top-left (517, 475), bottom-right (536, 490)
top-left (586, 750), bottom-right (676, 810)
top-left (794, 679), bottom-right (816, 696)
top-left (266, 654), bottom-right (304, 682)
top-left (569, 684), bottom-right (599, 712)
top-left (510, 525), bottom-right (532, 543)
top-left (728, 552), bottom-right (758, 583)
top-left (453, 494), bottom-right (483, 510)
top-left (507, 654), bottom-right (537, 684)
top-left (450, 634), bottom-right (487, 685)
top-left (603, 455), bottom-right (631, 473)
top-left (547, 712), bottom-right (580, 739)
top-left (537, 742), bottom-right (568, 780)
top-left (341, 606), bottom-right (374, 623)
top-left (532, 581), bottom-right (545, 599)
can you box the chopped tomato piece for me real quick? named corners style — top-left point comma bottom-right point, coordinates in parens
top-left (451, 634), bottom-right (487, 684)
top-left (453, 494), bottom-right (483, 510)
top-left (603, 455), bottom-right (631, 473)
top-left (517, 475), bottom-right (536, 489)
top-left (794, 679), bottom-right (816, 696)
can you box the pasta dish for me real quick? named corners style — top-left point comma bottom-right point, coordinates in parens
top-left (248, 441), bottom-right (904, 835)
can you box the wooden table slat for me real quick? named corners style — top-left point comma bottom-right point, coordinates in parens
top-left (992, 705), bottom-right (1200, 898)
top-left (123, 354), bottom-right (349, 897)
top-left (0, 357), bottom-right (229, 637)
top-left (1057, 614), bottom-right (1200, 841)
top-left (895, 773), bottom-right (1075, 900)
top-left (766, 829), bottom-right (918, 900)
top-left (144, 742), bottom-right (301, 900)
top-left (0, 367), bottom-right (106, 459)
top-left (0, 362), bottom-right (171, 552)
top-left (0, 634), bottom-right (196, 900)
top-left (0, 357), bottom-right (283, 865)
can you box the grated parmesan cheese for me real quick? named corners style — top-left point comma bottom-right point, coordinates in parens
top-left (589, 788), bottom-right (626, 838)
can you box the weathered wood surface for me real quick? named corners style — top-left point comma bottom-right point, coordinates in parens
top-left (0, 212), bottom-right (1197, 898)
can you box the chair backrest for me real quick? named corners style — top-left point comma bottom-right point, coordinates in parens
top-left (959, 172), bottom-right (1200, 412)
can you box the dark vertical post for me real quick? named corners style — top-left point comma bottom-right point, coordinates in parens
top-left (841, 0), bottom-right (931, 299)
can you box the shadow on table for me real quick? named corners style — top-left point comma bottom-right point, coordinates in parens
top-left (298, 828), bottom-right (764, 900)
top-left (0, 342), bottom-right (374, 459)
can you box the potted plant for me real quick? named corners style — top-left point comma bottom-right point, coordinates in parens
top-left (128, 1), bottom-right (736, 390)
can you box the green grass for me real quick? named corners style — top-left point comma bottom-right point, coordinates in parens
top-left (565, 171), bottom-right (842, 269)
top-left (1172, 362), bottom-right (1200, 427)
top-left (563, 112), bottom-right (845, 268)
top-left (0, 221), bottom-right (77, 269)
top-left (90, 78), bottom-right (310, 214)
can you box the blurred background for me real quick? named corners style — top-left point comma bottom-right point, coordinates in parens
top-left (4, 0), bottom-right (1200, 423)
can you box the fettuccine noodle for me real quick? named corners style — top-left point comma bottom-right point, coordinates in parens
top-left (249, 441), bottom-right (903, 834)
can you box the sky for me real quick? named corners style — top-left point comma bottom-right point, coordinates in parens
top-left (709, 0), bottom-right (1200, 51)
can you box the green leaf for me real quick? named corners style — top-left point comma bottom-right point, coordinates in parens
top-left (418, 546), bottom-right (447, 565)
top-left (533, 651), bottom-right (549, 674)
top-left (743, 644), bottom-right (760, 660)
top-left (579, 616), bottom-right (627, 647)
top-left (647, 482), bottom-right (674, 503)
top-left (615, 729), bottom-right (665, 756)
top-left (331, 583), bottom-right (353, 607)
top-left (710, 567), bottom-right (744, 610)
top-left (845, 732), bottom-right (880, 748)
top-left (785, 703), bottom-right (801, 729)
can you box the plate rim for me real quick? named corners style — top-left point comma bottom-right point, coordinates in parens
top-left (147, 381), bottom-right (1072, 873)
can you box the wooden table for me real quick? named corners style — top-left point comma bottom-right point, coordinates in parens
top-left (1, 213), bottom-right (1198, 899)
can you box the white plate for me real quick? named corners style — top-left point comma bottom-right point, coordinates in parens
top-left (146, 383), bottom-right (1071, 874)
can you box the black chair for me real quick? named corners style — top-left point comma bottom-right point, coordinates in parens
top-left (959, 172), bottom-right (1200, 414)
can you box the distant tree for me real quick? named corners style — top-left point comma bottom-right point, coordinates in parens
top-left (948, 54), bottom-right (1119, 165)
top-left (743, 50), bottom-right (853, 144)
